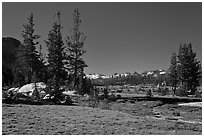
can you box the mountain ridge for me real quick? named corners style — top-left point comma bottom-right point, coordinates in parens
top-left (86, 69), bottom-right (167, 79)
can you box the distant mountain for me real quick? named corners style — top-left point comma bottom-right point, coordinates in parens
top-left (86, 70), bottom-right (167, 80)
top-left (141, 69), bottom-right (167, 77)
top-left (86, 73), bottom-right (111, 79)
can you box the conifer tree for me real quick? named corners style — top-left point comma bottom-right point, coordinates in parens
top-left (177, 43), bottom-right (201, 94)
top-left (45, 11), bottom-right (66, 100)
top-left (14, 13), bottom-right (41, 85)
top-left (168, 52), bottom-right (179, 95)
top-left (65, 8), bottom-right (87, 92)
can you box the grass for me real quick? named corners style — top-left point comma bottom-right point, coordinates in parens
top-left (2, 100), bottom-right (202, 135)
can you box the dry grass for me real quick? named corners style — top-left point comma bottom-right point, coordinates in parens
top-left (2, 102), bottom-right (202, 135)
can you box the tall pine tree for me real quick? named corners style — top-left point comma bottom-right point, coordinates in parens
top-left (45, 11), bottom-right (66, 100)
top-left (65, 8), bottom-right (87, 93)
top-left (168, 52), bottom-right (179, 95)
top-left (14, 13), bottom-right (42, 85)
top-left (177, 43), bottom-right (201, 94)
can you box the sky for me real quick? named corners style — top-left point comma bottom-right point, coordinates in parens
top-left (2, 2), bottom-right (202, 75)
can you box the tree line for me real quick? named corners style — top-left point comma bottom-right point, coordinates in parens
top-left (3, 9), bottom-right (91, 101)
top-left (92, 73), bottom-right (168, 86)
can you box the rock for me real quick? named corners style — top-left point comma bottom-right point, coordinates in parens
top-left (84, 94), bottom-right (92, 100)
top-left (63, 90), bottom-right (78, 96)
top-left (43, 94), bottom-right (55, 100)
top-left (18, 82), bottom-right (47, 97)
top-left (7, 87), bottom-right (19, 93)
top-left (43, 94), bottom-right (51, 100)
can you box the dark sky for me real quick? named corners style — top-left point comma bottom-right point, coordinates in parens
top-left (2, 2), bottom-right (202, 75)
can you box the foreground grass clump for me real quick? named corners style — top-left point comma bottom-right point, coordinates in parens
top-left (2, 103), bottom-right (201, 135)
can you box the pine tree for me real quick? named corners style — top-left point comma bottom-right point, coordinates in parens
top-left (65, 8), bottom-right (87, 92)
top-left (168, 52), bottom-right (179, 95)
top-left (45, 11), bottom-right (66, 100)
top-left (13, 13), bottom-right (42, 85)
top-left (177, 43), bottom-right (201, 94)
top-left (22, 13), bottom-right (41, 83)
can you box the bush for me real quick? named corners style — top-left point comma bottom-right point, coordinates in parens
top-left (61, 95), bottom-right (73, 105)
top-left (98, 94), bottom-right (105, 100)
top-left (2, 90), bottom-right (8, 99)
top-left (175, 89), bottom-right (188, 97)
top-left (116, 94), bottom-right (121, 99)
top-left (108, 94), bottom-right (117, 102)
top-left (194, 90), bottom-right (202, 98)
top-left (161, 88), bottom-right (169, 96)
top-left (146, 89), bottom-right (152, 98)
top-left (117, 89), bottom-right (122, 93)
top-left (102, 88), bottom-right (109, 99)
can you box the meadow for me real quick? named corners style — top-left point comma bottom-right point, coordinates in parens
top-left (2, 90), bottom-right (202, 135)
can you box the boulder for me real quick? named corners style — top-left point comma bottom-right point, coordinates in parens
top-left (43, 94), bottom-right (54, 100)
top-left (3, 87), bottom-right (20, 99)
top-left (8, 87), bottom-right (20, 93)
top-left (63, 90), bottom-right (78, 96)
top-left (18, 82), bottom-right (47, 97)
top-left (83, 94), bottom-right (92, 100)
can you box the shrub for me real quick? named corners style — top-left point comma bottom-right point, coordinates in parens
top-left (161, 88), bottom-right (169, 96)
top-left (146, 89), bottom-right (152, 98)
top-left (175, 88), bottom-right (188, 97)
top-left (2, 90), bottom-right (8, 99)
top-left (60, 95), bottom-right (73, 105)
top-left (108, 94), bottom-right (117, 102)
top-left (194, 90), bottom-right (202, 98)
top-left (116, 94), bottom-right (121, 99)
top-left (102, 88), bottom-right (109, 99)
top-left (98, 94), bottom-right (105, 100)
top-left (117, 89), bottom-right (122, 93)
